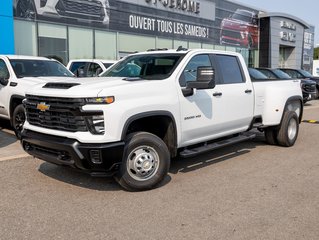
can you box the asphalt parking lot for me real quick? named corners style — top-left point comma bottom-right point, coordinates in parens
top-left (1, 101), bottom-right (319, 240)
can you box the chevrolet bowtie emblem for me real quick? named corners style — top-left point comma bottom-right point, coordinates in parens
top-left (37, 102), bottom-right (50, 112)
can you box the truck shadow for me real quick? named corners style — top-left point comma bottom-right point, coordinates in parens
top-left (37, 131), bottom-right (267, 191)
top-left (169, 131), bottom-right (266, 174)
top-left (38, 162), bottom-right (172, 191)
top-left (38, 162), bottom-right (123, 191)
top-left (0, 119), bottom-right (17, 149)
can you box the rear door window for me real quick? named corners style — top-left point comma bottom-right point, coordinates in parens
top-left (215, 55), bottom-right (244, 84)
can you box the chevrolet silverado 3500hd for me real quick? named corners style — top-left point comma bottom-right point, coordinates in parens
top-left (21, 49), bottom-right (303, 191)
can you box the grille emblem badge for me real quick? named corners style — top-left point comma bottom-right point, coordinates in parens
top-left (37, 102), bottom-right (50, 112)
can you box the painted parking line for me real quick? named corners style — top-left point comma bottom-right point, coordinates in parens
top-left (302, 120), bottom-right (319, 124)
top-left (0, 153), bottom-right (30, 162)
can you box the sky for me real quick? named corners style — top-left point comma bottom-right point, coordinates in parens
top-left (235, 0), bottom-right (319, 45)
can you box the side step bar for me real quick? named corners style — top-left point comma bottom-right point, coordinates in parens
top-left (179, 132), bottom-right (256, 158)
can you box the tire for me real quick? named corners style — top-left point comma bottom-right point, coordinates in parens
top-left (264, 127), bottom-right (278, 145)
top-left (12, 104), bottom-right (26, 140)
top-left (115, 132), bottom-right (170, 191)
top-left (277, 111), bottom-right (299, 147)
top-left (16, 0), bottom-right (36, 20)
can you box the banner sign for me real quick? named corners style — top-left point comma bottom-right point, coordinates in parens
top-left (13, 0), bottom-right (259, 48)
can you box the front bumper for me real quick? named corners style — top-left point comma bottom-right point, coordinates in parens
top-left (21, 129), bottom-right (124, 176)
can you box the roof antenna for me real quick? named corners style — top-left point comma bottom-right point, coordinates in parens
top-left (177, 46), bottom-right (188, 51)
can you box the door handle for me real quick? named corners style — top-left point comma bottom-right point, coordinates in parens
top-left (213, 92), bottom-right (222, 97)
top-left (245, 89), bottom-right (252, 93)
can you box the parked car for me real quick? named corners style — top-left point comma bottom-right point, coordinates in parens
top-left (279, 68), bottom-right (319, 98)
top-left (14, 0), bottom-right (110, 25)
top-left (67, 59), bottom-right (116, 77)
top-left (21, 48), bottom-right (302, 191)
top-left (0, 55), bottom-right (74, 138)
top-left (220, 9), bottom-right (259, 49)
top-left (248, 68), bottom-right (269, 80)
top-left (256, 68), bottom-right (317, 103)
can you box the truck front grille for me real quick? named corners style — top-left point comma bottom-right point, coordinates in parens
top-left (24, 95), bottom-right (88, 132)
top-left (302, 83), bottom-right (316, 93)
top-left (221, 30), bottom-right (241, 40)
top-left (56, 0), bottom-right (105, 21)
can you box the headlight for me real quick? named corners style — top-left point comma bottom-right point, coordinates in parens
top-left (86, 114), bottom-right (105, 135)
top-left (85, 96), bottom-right (115, 104)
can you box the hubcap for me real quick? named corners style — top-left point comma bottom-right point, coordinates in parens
top-left (287, 118), bottom-right (297, 140)
top-left (127, 146), bottom-right (159, 181)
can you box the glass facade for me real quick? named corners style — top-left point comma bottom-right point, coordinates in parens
top-left (11, 0), bottom-right (263, 66)
top-left (14, 20), bottom-right (253, 65)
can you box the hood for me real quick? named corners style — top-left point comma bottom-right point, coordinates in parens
top-left (309, 76), bottom-right (319, 83)
top-left (25, 77), bottom-right (152, 98)
top-left (17, 76), bottom-right (76, 85)
top-left (222, 18), bottom-right (251, 28)
top-left (301, 79), bottom-right (317, 85)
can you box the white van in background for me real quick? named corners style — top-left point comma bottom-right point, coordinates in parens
top-left (67, 59), bottom-right (116, 77)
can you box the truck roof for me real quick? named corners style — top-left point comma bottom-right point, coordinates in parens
top-left (131, 48), bottom-right (241, 57)
top-left (1, 55), bottom-right (54, 61)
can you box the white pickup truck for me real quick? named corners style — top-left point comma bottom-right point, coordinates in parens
top-left (0, 55), bottom-right (74, 138)
top-left (21, 49), bottom-right (303, 191)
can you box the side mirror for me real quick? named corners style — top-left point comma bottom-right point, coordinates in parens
top-left (186, 67), bottom-right (215, 89)
top-left (0, 77), bottom-right (9, 86)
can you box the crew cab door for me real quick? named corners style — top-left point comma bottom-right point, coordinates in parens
top-left (178, 53), bottom-right (254, 147)
top-left (0, 58), bottom-right (10, 117)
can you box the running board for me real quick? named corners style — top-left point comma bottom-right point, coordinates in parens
top-left (179, 132), bottom-right (256, 158)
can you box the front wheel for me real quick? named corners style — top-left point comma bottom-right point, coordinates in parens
top-left (115, 132), bottom-right (170, 191)
top-left (277, 111), bottom-right (299, 147)
top-left (12, 104), bottom-right (26, 139)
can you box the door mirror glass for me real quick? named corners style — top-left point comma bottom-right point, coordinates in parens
top-left (0, 77), bottom-right (9, 86)
top-left (186, 66), bottom-right (215, 89)
top-left (197, 66), bottom-right (215, 82)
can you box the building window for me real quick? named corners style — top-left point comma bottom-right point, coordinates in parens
top-left (38, 23), bottom-right (67, 64)
top-left (69, 27), bottom-right (93, 60)
top-left (118, 33), bottom-right (155, 53)
top-left (156, 38), bottom-right (173, 49)
top-left (14, 20), bottom-right (37, 56)
top-left (95, 30), bottom-right (117, 60)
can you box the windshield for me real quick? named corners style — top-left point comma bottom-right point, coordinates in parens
top-left (102, 53), bottom-right (185, 79)
top-left (248, 68), bottom-right (268, 80)
top-left (232, 10), bottom-right (253, 23)
top-left (272, 69), bottom-right (291, 79)
top-left (10, 59), bottom-right (73, 78)
top-left (299, 69), bottom-right (313, 78)
top-left (103, 63), bottom-right (114, 69)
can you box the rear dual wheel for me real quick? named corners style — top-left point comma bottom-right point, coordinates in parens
top-left (264, 111), bottom-right (299, 147)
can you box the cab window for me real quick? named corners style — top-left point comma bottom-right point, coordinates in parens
top-left (215, 55), bottom-right (244, 84)
top-left (179, 54), bottom-right (212, 87)
top-left (0, 60), bottom-right (10, 79)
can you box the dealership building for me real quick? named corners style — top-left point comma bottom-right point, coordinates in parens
top-left (0, 0), bottom-right (315, 70)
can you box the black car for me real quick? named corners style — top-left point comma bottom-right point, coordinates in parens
top-left (279, 68), bottom-right (319, 98)
top-left (248, 68), bottom-right (269, 80)
top-left (256, 68), bottom-right (317, 103)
